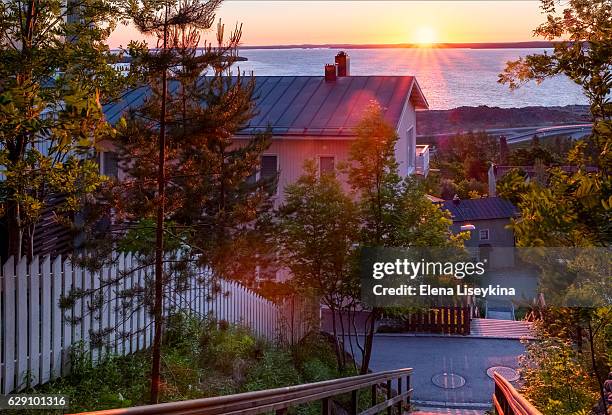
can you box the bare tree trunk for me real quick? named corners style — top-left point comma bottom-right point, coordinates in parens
top-left (338, 306), bottom-right (351, 369)
top-left (360, 307), bottom-right (379, 375)
top-left (6, 202), bottom-right (23, 259)
top-left (329, 306), bottom-right (345, 372)
top-left (587, 319), bottom-right (607, 413)
top-left (150, 10), bottom-right (169, 404)
top-left (345, 305), bottom-right (358, 371)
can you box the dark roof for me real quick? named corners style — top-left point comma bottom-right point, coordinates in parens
top-left (103, 76), bottom-right (428, 137)
top-left (439, 197), bottom-right (518, 222)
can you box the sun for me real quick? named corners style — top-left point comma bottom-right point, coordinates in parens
top-left (414, 26), bottom-right (437, 47)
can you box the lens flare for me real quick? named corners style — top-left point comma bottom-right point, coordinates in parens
top-left (414, 26), bottom-right (437, 47)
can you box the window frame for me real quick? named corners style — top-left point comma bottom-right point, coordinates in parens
top-left (260, 153), bottom-right (279, 195)
top-left (479, 228), bottom-right (490, 241)
top-left (317, 155), bottom-right (336, 176)
top-left (406, 126), bottom-right (416, 169)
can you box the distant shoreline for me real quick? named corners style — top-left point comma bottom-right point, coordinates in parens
top-left (416, 105), bottom-right (591, 137)
top-left (238, 41), bottom-right (563, 50)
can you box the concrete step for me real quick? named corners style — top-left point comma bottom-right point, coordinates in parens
top-left (470, 318), bottom-right (534, 339)
top-left (411, 408), bottom-right (487, 415)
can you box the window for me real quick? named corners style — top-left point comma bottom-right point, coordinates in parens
top-left (260, 155), bottom-right (278, 194)
top-left (479, 229), bottom-right (490, 241)
top-left (319, 156), bottom-right (335, 175)
top-left (103, 152), bottom-right (119, 178)
top-left (407, 127), bottom-right (415, 168)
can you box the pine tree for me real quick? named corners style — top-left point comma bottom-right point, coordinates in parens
top-left (74, 1), bottom-right (276, 402)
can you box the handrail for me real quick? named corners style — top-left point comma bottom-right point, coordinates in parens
top-left (493, 372), bottom-right (542, 415)
top-left (70, 368), bottom-right (413, 415)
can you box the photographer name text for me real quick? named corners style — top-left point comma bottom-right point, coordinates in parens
top-left (372, 284), bottom-right (515, 298)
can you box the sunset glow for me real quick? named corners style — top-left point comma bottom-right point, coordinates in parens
top-left (107, 1), bottom-right (546, 48)
top-left (413, 26), bottom-right (437, 46)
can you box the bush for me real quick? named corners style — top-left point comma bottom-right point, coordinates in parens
top-left (200, 322), bottom-right (260, 373)
top-left (243, 349), bottom-right (301, 391)
top-left (15, 315), bottom-right (343, 414)
top-left (519, 336), bottom-right (599, 415)
top-left (293, 332), bottom-right (338, 373)
top-left (301, 358), bottom-right (335, 383)
top-left (160, 348), bottom-right (203, 401)
top-left (164, 312), bottom-right (206, 358)
top-left (31, 344), bottom-right (149, 413)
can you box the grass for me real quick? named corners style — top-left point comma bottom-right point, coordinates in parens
top-left (7, 313), bottom-right (343, 414)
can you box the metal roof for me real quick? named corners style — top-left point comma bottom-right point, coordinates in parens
top-left (103, 76), bottom-right (428, 137)
top-left (439, 197), bottom-right (518, 222)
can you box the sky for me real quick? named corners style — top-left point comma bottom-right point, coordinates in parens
top-left (107, 1), bottom-right (546, 48)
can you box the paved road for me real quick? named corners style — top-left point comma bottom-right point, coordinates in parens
top-left (345, 335), bottom-right (526, 406)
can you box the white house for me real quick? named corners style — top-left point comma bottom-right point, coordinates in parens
top-left (2, 52), bottom-right (430, 259)
top-left (102, 52), bottom-right (430, 201)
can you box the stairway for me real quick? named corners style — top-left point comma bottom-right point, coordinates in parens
top-left (470, 317), bottom-right (534, 339)
top-left (412, 409), bottom-right (486, 415)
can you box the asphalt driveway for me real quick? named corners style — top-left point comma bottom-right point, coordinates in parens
top-left (344, 335), bottom-right (527, 406)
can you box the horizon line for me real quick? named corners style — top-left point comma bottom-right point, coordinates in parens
top-left (235, 40), bottom-right (564, 49)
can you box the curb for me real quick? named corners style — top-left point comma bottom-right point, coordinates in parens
top-left (373, 333), bottom-right (536, 341)
top-left (413, 399), bottom-right (492, 410)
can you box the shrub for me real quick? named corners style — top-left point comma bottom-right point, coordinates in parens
top-left (17, 314), bottom-right (344, 414)
top-left (244, 349), bottom-right (301, 391)
top-left (200, 322), bottom-right (258, 373)
top-left (164, 312), bottom-right (206, 358)
top-left (519, 337), bottom-right (599, 415)
top-left (33, 344), bottom-right (149, 413)
top-left (301, 358), bottom-right (335, 383)
top-left (160, 348), bottom-right (203, 401)
top-left (293, 332), bottom-right (338, 373)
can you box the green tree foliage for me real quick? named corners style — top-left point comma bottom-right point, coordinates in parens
top-left (499, 0), bottom-right (611, 138)
top-left (498, 2), bottom-right (611, 412)
top-left (520, 308), bottom-right (611, 415)
top-left (519, 334), bottom-right (599, 415)
top-left (507, 169), bottom-right (611, 246)
top-left (0, 0), bottom-right (125, 258)
top-left (510, 136), bottom-right (556, 166)
top-left (346, 102), bottom-right (402, 246)
top-left (434, 131), bottom-right (500, 182)
top-left (64, 0), bottom-right (275, 402)
top-left (498, 0), bottom-right (612, 247)
top-left (496, 168), bottom-right (531, 205)
top-left (277, 160), bottom-right (359, 370)
top-left (96, 13), bottom-right (276, 282)
top-left (431, 131), bottom-right (500, 199)
top-left (394, 178), bottom-right (466, 247)
top-left (508, 135), bottom-right (575, 167)
top-left (346, 103), bottom-right (465, 251)
top-left (344, 103), bottom-right (466, 374)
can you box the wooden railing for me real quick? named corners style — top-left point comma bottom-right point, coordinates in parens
top-left (322, 306), bottom-right (472, 336)
top-left (493, 372), bottom-right (542, 415)
top-left (70, 368), bottom-right (413, 415)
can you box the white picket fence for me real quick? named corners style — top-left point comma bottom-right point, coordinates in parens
top-left (0, 254), bottom-right (312, 394)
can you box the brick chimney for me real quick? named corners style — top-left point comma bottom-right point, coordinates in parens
top-left (324, 64), bottom-right (337, 82)
top-left (335, 51), bottom-right (350, 77)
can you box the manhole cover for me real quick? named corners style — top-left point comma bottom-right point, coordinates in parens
top-left (487, 366), bottom-right (520, 381)
top-left (431, 372), bottom-right (466, 389)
